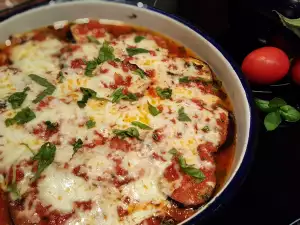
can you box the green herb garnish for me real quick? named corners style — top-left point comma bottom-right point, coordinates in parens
top-left (77, 87), bottom-right (108, 108)
top-left (86, 119), bottom-right (96, 129)
top-left (255, 97), bottom-right (300, 131)
top-left (134, 36), bottom-right (145, 43)
top-left (29, 74), bottom-right (56, 103)
top-left (44, 121), bottom-right (58, 131)
top-left (111, 88), bottom-right (137, 103)
top-left (8, 87), bottom-right (30, 109)
top-left (72, 138), bottom-right (83, 155)
top-left (134, 68), bottom-right (146, 79)
top-left (5, 107), bottom-right (36, 127)
top-left (201, 126), bottom-right (210, 132)
top-left (131, 121), bottom-right (152, 130)
top-left (178, 107), bottom-right (191, 122)
top-left (169, 148), bottom-right (205, 182)
top-left (87, 35), bottom-right (100, 44)
top-left (7, 183), bottom-right (21, 200)
top-left (113, 127), bottom-right (141, 140)
top-left (57, 71), bottom-right (65, 83)
top-left (155, 87), bottom-right (172, 100)
top-left (126, 47), bottom-right (149, 56)
top-left (85, 41), bottom-right (115, 76)
top-left (147, 101), bottom-right (161, 116)
top-left (32, 142), bottom-right (56, 180)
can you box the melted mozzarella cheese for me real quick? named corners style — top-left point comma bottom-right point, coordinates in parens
top-left (38, 165), bottom-right (95, 213)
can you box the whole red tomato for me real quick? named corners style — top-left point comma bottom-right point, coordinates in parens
top-left (291, 58), bottom-right (300, 85)
top-left (241, 47), bottom-right (290, 84)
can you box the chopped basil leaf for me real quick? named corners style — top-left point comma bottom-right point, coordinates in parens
top-left (201, 126), bottom-right (210, 132)
top-left (111, 88), bottom-right (137, 103)
top-left (134, 36), bottom-right (145, 43)
top-left (148, 101), bottom-right (161, 116)
top-left (85, 41), bottom-right (115, 76)
top-left (113, 127), bottom-right (141, 140)
top-left (87, 35), bottom-right (100, 44)
top-left (179, 156), bottom-right (206, 181)
top-left (269, 97), bottom-right (287, 108)
top-left (264, 111), bottom-right (282, 131)
top-left (57, 71), bottom-right (65, 83)
top-left (179, 76), bottom-right (211, 84)
top-left (152, 132), bottom-right (159, 141)
top-left (131, 121), bottom-right (152, 130)
top-left (5, 107), bottom-right (36, 127)
top-left (168, 148), bottom-right (178, 155)
top-left (73, 138), bottom-right (83, 155)
top-left (77, 87), bottom-right (106, 108)
top-left (114, 58), bottom-right (122, 62)
top-left (99, 41), bottom-right (115, 62)
top-left (178, 107), bottom-right (191, 122)
top-left (29, 74), bottom-right (56, 103)
top-left (44, 121), bottom-right (58, 131)
top-left (85, 60), bottom-right (98, 77)
top-left (7, 183), bottom-right (20, 200)
top-left (32, 142), bottom-right (56, 180)
top-left (126, 47), bottom-right (149, 56)
top-left (279, 105), bottom-right (300, 122)
top-left (155, 87), bottom-right (172, 100)
top-left (169, 148), bottom-right (206, 182)
top-left (8, 87), bottom-right (30, 109)
top-left (134, 68), bottom-right (146, 79)
top-left (86, 119), bottom-right (96, 129)
top-left (179, 76), bottom-right (190, 83)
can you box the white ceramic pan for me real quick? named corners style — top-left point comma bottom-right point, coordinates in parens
top-left (0, 1), bottom-right (256, 224)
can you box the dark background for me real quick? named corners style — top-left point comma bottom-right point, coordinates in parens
top-left (177, 0), bottom-right (300, 225)
top-left (1, 0), bottom-right (300, 224)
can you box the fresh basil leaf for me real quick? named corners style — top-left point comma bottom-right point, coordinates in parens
top-left (134, 36), bottom-right (145, 43)
top-left (255, 98), bottom-right (273, 112)
top-left (77, 87), bottom-right (98, 108)
top-left (155, 87), bottom-right (172, 99)
top-left (113, 127), bottom-right (140, 140)
top-left (86, 119), bottom-right (96, 129)
top-left (85, 41), bottom-right (115, 76)
top-left (264, 111), bottom-right (282, 131)
top-left (8, 87), bottom-right (30, 109)
top-left (274, 11), bottom-right (300, 38)
top-left (114, 58), bottom-right (122, 62)
top-left (32, 142), bottom-right (56, 180)
top-left (29, 74), bottom-right (56, 103)
top-left (73, 138), bottom-right (83, 155)
top-left (147, 102), bottom-right (161, 116)
top-left (111, 88), bottom-right (138, 103)
top-left (178, 107), bottom-right (191, 122)
top-left (168, 148), bottom-right (178, 155)
top-left (57, 71), bottom-right (65, 83)
top-left (179, 76), bottom-right (190, 83)
top-left (134, 68), bottom-right (146, 79)
top-left (201, 126), bottom-right (210, 132)
top-left (44, 121), bottom-right (58, 131)
top-left (178, 155), bottom-right (205, 181)
top-left (85, 60), bottom-right (98, 77)
top-left (269, 97), bottom-right (287, 108)
top-left (279, 105), bottom-right (300, 122)
top-left (87, 35), bottom-right (100, 44)
top-left (126, 47), bottom-right (149, 56)
top-left (131, 121), bottom-right (152, 130)
top-left (7, 183), bottom-right (21, 200)
top-left (5, 107), bottom-right (36, 127)
top-left (98, 41), bottom-right (115, 62)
